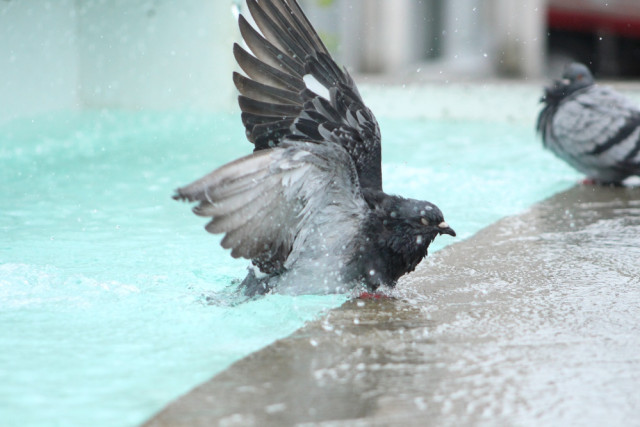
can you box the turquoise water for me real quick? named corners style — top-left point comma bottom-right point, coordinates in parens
top-left (0, 111), bottom-right (579, 427)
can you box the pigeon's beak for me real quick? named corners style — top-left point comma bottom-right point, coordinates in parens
top-left (437, 221), bottom-right (456, 237)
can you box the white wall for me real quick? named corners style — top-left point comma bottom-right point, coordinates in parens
top-left (364, 0), bottom-right (429, 73)
top-left (301, 0), bottom-right (546, 78)
top-left (0, 0), bottom-right (80, 124)
top-left (490, 0), bottom-right (546, 77)
top-left (305, 0), bottom-right (429, 74)
top-left (76, 0), bottom-right (237, 111)
top-left (0, 0), bottom-right (547, 125)
top-left (0, 0), bottom-right (239, 125)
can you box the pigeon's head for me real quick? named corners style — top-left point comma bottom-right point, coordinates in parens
top-left (541, 62), bottom-right (594, 105)
top-left (561, 62), bottom-right (595, 91)
top-left (390, 197), bottom-right (456, 239)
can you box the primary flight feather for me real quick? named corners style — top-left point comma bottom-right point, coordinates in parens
top-left (174, 0), bottom-right (455, 296)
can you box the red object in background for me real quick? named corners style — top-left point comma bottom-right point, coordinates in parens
top-left (548, 0), bottom-right (640, 38)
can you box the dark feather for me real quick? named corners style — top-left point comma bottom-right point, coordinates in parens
top-left (305, 55), bottom-right (340, 88)
top-left (232, 0), bottom-right (383, 192)
top-left (246, 0), bottom-right (310, 60)
top-left (253, 121), bottom-right (296, 150)
top-left (233, 72), bottom-right (301, 105)
top-left (238, 96), bottom-right (302, 117)
top-left (238, 15), bottom-right (305, 76)
top-left (241, 112), bottom-right (288, 130)
top-left (234, 44), bottom-right (305, 92)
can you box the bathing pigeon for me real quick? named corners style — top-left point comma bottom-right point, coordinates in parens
top-left (537, 62), bottom-right (640, 184)
top-left (173, 0), bottom-right (455, 296)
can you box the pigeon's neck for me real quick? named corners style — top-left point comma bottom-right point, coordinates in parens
top-left (544, 80), bottom-right (594, 106)
top-left (357, 192), bottom-right (433, 289)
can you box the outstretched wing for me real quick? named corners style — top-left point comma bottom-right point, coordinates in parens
top-left (545, 86), bottom-right (640, 175)
top-left (234, 0), bottom-right (383, 190)
top-left (173, 141), bottom-right (368, 275)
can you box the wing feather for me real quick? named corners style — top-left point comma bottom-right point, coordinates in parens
top-left (247, 0), bottom-right (310, 60)
top-left (238, 95), bottom-right (302, 117)
top-left (174, 141), bottom-right (368, 274)
top-left (238, 15), bottom-right (305, 76)
top-left (234, 44), bottom-right (305, 92)
top-left (233, 0), bottom-right (383, 191)
top-left (233, 72), bottom-right (301, 105)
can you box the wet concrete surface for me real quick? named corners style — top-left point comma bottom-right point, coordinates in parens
top-left (145, 185), bottom-right (640, 426)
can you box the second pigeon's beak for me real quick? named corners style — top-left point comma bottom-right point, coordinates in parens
top-left (437, 221), bottom-right (456, 237)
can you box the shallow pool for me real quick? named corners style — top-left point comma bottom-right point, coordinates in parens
top-left (0, 110), bottom-right (578, 426)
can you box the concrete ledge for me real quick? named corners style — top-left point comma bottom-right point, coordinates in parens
top-left (145, 185), bottom-right (640, 426)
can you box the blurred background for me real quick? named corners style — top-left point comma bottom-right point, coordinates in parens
top-left (2, 0), bottom-right (640, 124)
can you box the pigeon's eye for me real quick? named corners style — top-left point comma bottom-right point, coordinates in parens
top-left (420, 217), bottom-right (428, 226)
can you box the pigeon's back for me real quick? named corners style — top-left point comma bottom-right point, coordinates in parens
top-left (541, 84), bottom-right (640, 183)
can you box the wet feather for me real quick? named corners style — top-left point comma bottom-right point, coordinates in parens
top-left (173, 0), bottom-right (455, 296)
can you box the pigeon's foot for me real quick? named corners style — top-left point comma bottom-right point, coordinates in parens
top-left (582, 178), bottom-right (625, 187)
top-left (357, 291), bottom-right (390, 300)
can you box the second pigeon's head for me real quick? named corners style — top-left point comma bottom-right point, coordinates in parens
top-left (561, 62), bottom-right (595, 92)
top-left (541, 62), bottom-right (595, 105)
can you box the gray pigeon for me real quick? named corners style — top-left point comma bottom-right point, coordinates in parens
top-left (537, 62), bottom-right (640, 184)
top-left (173, 0), bottom-right (455, 296)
